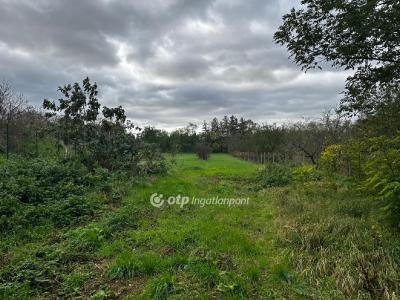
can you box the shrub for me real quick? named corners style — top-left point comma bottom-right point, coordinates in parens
top-left (362, 135), bottom-right (400, 226)
top-left (257, 163), bottom-right (292, 188)
top-left (0, 195), bottom-right (21, 233)
top-left (52, 195), bottom-right (99, 228)
top-left (0, 158), bottom-right (90, 204)
top-left (137, 146), bottom-right (168, 175)
top-left (320, 140), bottom-right (367, 179)
top-left (67, 226), bottom-right (105, 252)
top-left (0, 282), bottom-right (31, 300)
top-left (292, 165), bottom-right (322, 183)
top-left (0, 246), bottom-right (64, 295)
top-left (319, 144), bottom-right (344, 174)
top-left (321, 134), bottom-right (400, 226)
top-left (0, 158), bottom-right (103, 233)
top-left (196, 142), bottom-right (212, 160)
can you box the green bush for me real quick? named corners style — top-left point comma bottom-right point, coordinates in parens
top-left (0, 195), bottom-right (21, 233)
top-left (67, 226), bottom-right (105, 252)
top-left (320, 141), bottom-right (366, 178)
top-left (0, 159), bottom-right (90, 204)
top-left (0, 246), bottom-right (64, 295)
top-left (292, 165), bottom-right (323, 183)
top-left (257, 163), bottom-right (292, 188)
top-left (51, 195), bottom-right (100, 228)
top-left (195, 142), bottom-right (212, 160)
top-left (137, 145), bottom-right (168, 175)
top-left (362, 135), bottom-right (400, 226)
top-left (320, 134), bottom-right (400, 226)
top-left (319, 144), bottom-right (345, 175)
top-left (0, 158), bottom-right (100, 233)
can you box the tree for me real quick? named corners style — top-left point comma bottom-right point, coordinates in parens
top-left (229, 115), bottom-right (239, 135)
top-left (0, 81), bottom-right (29, 158)
top-left (43, 78), bottom-right (142, 170)
top-left (141, 127), bottom-right (170, 152)
top-left (43, 77), bottom-right (102, 155)
top-left (252, 124), bottom-right (286, 154)
top-left (289, 120), bottom-right (328, 165)
top-left (196, 141), bottom-right (212, 160)
top-left (274, 0), bottom-right (400, 115)
top-left (169, 123), bottom-right (199, 153)
top-left (355, 93), bottom-right (400, 138)
top-left (321, 110), bottom-right (352, 144)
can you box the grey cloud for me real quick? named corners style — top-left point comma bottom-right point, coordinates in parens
top-left (0, 0), bottom-right (348, 130)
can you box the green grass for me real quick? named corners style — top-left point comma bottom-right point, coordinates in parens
top-left (272, 182), bottom-right (400, 299)
top-left (1, 154), bottom-right (399, 299)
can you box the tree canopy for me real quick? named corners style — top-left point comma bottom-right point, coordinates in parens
top-left (274, 0), bottom-right (400, 115)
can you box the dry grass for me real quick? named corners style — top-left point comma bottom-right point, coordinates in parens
top-left (272, 183), bottom-right (400, 299)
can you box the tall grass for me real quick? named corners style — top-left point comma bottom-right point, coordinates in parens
top-left (272, 182), bottom-right (400, 299)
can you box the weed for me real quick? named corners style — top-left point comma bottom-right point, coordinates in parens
top-left (257, 163), bottom-right (292, 188)
top-left (274, 181), bottom-right (400, 298)
top-left (67, 226), bottom-right (105, 252)
top-left (144, 274), bottom-right (177, 300)
top-left (107, 251), bottom-right (161, 279)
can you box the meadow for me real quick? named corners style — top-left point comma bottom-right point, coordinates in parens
top-left (1, 154), bottom-right (399, 299)
top-left (1, 0), bottom-right (399, 298)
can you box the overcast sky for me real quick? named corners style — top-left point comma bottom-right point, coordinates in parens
top-left (0, 0), bottom-right (350, 130)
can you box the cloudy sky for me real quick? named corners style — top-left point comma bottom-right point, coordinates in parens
top-left (0, 0), bottom-right (350, 130)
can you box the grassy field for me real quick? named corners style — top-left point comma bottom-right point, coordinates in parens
top-left (1, 154), bottom-right (399, 299)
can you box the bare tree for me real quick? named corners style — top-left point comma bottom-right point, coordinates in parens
top-left (321, 110), bottom-right (352, 145)
top-left (288, 121), bottom-right (326, 165)
top-left (0, 81), bottom-right (28, 158)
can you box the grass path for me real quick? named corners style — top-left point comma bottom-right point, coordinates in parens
top-left (112, 154), bottom-right (400, 299)
top-left (4, 154), bottom-right (360, 299)
top-left (89, 154), bottom-right (301, 299)
top-left (3, 153), bottom-right (397, 299)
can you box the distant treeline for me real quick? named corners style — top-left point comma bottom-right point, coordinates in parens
top-left (141, 106), bottom-right (399, 165)
top-left (1, 78), bottom-right (399, 169)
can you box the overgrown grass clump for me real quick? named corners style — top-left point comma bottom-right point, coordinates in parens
top-left (272, 180), bottom-right (400, 299)
top-left (0, 158), bottom-right (118, 235)
top-left (256, 160), bottom-right (400, 298)
top-left (257, 163), bottom-right (323, 188)
top-left (257, 163), bottom-right (293, 187)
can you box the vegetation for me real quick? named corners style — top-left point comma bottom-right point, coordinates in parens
top-left (273, 178), bottom-right (400, 299)
top-left (1, 0), bottom-right (399, 298)
top-left (43, 78), bottom-right (146, 171)
top-left (195, 142), bottom-right (212, 160)
top-left (274, 0), bottom-right (400, 116)
top-left (1, 154), bottom-right (399, 299)
top-left (141, 111), bottom-right (352, 166)
top-left (0, 78), bottom-right (168, 299)
top-left (319, 134), bottom-right (400, 226)
top-left (257, 163), bottom-right (293, 188)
